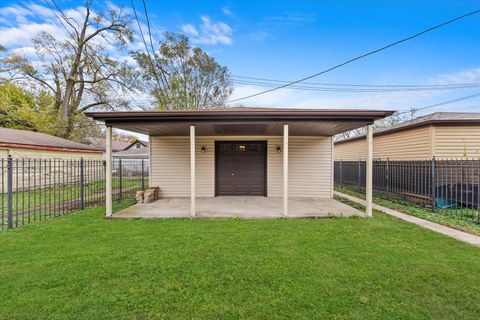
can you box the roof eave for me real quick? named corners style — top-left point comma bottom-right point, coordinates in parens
top-left (335, 118), bottom-right (480, 144)
top-left (85, 110), bottom-right (395, 123)
top-left (0, 142), bottom-right (103, 153)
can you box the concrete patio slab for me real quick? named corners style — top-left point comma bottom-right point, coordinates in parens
top-left (113, 196), bottom-right (363, 219)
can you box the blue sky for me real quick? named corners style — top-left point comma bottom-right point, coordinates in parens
top-left (0, 0), bottom-right (479, 115)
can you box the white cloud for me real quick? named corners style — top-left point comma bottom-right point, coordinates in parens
top-left (0, 2), bottom-right (148, 58)
top-left (228, 66), bottom-right (480, 113)
top-left (229, 85), bottom-right (299, 107)
top-left (9, 46), bottom-right (37, 57)
top-left (248, 30), bottom-right (270, 43)
top-left (0, 4), bottom-right (31, 25)
top-left (181, 15), bottom-right (232, 45)
top-left (0, 23), bottom-right (65, 47)
top-left (430, 67), bottom-right (480, 85)
top-left (181, 24), bottom-right (199, 37)
top-left (222, 6), bottom-right (234, 17)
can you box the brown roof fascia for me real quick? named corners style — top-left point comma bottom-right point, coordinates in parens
top-left (0, 143), bottom-right (103, 153)
top-left (85, 109), bottom-right (394, 123)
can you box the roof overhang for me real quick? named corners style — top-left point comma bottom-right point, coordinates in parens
top-left (335, 118), bottom-right (480, 144)
top-left (0, 142), bottom-right (102, 153)
top-left (85, 109), bottom-right (395, 136)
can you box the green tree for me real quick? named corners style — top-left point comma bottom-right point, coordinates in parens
top-left (0, 83), bottom-right (101, 140)
top-left (0, 83), bottom-right (57, 133)
top-left (133, 32), bottom-right (233, 110)
top-left (0, 1), bottom-right (137, 138)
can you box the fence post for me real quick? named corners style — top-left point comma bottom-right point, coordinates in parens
top-left (80, 157), bottom-right (85, 210)
top-left (386, 158), bottom-right (390, 193)
top-left (7, 155), bottom-right (13, 229)
top-left (119, 158), bottom-right (123, 200)
top-left (431, 156), bottom-right (437, 212)
top-left (339, 160), bottom-right (343, 185)
top-left (141, 159), bottom-right (145, 191)
top-left (103, 160), bottom-right (106, 195)
top-left (358, 159), bottom-right (361, 190)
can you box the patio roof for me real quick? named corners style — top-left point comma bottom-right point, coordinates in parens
top-left (85, 107), bottom-right (394, 136)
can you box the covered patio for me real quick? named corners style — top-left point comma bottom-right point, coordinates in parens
top-left (113, 196), bottom-right (364, 219)
top-left (86, 107), bottom-right (393, 219)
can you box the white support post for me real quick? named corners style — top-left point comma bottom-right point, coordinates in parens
top-left (366, 124), bottom-right (373, 217)
top-left (283, 124), bottom-right (289, 217)
top-left (331, 136), bottom-right (334, 198)
top-left (105, 125), bottom-right (113, 218)
top-left (190, 125), bottom-right (196, 217)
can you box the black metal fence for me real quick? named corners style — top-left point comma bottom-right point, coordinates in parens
top-left (334, 158), bottom-right (480, 224)
top-left (0, 156), bottom-right (149, 229)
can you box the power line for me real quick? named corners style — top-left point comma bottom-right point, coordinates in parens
top-left (232, 75), bottom-right (480, 89)
top-left (396, 92), bottom-right (480, 115)
top-left (228, 9), bottom-right (480, 103)
top-left (232, 79), bottom-right (480, 92)
top-left (141, 0), bottom-right (170, 81)
top-left (130, 0), bottom-right (167, 96)
top-left (141, 0), bottom-right (156, 56)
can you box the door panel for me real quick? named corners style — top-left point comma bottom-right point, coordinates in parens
top-left (215, 141), bottom-right (267, 196)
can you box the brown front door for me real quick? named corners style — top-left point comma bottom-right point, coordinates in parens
top-left (215, 141), bottom-right (267, 196)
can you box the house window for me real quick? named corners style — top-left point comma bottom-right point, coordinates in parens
top-left (219, 144), bottom-right (231, 152)
top-left (136, 143), bottom-right (141, 149)
top-left (234, 144), bottom-right (247, 152)
top-left (249, 144), bottom-right (263, 152)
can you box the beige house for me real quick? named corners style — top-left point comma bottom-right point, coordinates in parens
top-left (335, 112), bottom-right (480, 160)
top-left (0, 128), bottom-right (103, 192)
top-left (86, 108), bottom-right (393, 218)
top-left (0, 128), bottom-right (103, 159)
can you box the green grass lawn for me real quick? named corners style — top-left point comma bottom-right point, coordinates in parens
top-left (1, 178), bottom-right (145, 211)
top-left (1, 202), bottom-right (480, 319)
top-left (1, 178), bottom-right (146, 228)
top-left (335, 185), bottom-right (480, 236)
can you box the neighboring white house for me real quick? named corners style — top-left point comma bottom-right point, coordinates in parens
top-left (86, 137), bottom-right (148, 159)
top-left (86, 107), bottom-right (393, 217)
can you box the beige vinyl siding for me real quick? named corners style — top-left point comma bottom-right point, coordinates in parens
top-left (335, 139), bottom-right (367, 161)
top-left (149, 137), bottom-right (190, 197)
top-left (289, 137), bottom-right (332, 197)
top-left (150, 135), bottom-right (332, 198)
top-left (335, 126), bottom-right (431, 160)
top-left (374, 126), bottom-right (431, 159)
top-left (266, 137), bottom-right (283, 197)
top-left (433, 125), bottom-right (480, 158)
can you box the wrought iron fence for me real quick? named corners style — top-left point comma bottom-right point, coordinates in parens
top-left (334, 158), bottom-right (480, 224)
top-left (0, 156), bottom-right (149, 229)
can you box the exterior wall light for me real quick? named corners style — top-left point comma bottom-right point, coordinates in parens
top-left (276, 146), bottom-right (281, 153)
top-left (201, 146), bottom-right (206, 153)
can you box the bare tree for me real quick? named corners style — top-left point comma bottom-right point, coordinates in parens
top-left (1, 1), bottom-right (138, 138)
top-left (335, 111), bottom-right (408, 141)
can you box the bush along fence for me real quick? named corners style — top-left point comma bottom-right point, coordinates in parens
top-left (0, 156), bottom-right (149, 229)
top-left (334, 158), bottom-right (480, 224)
